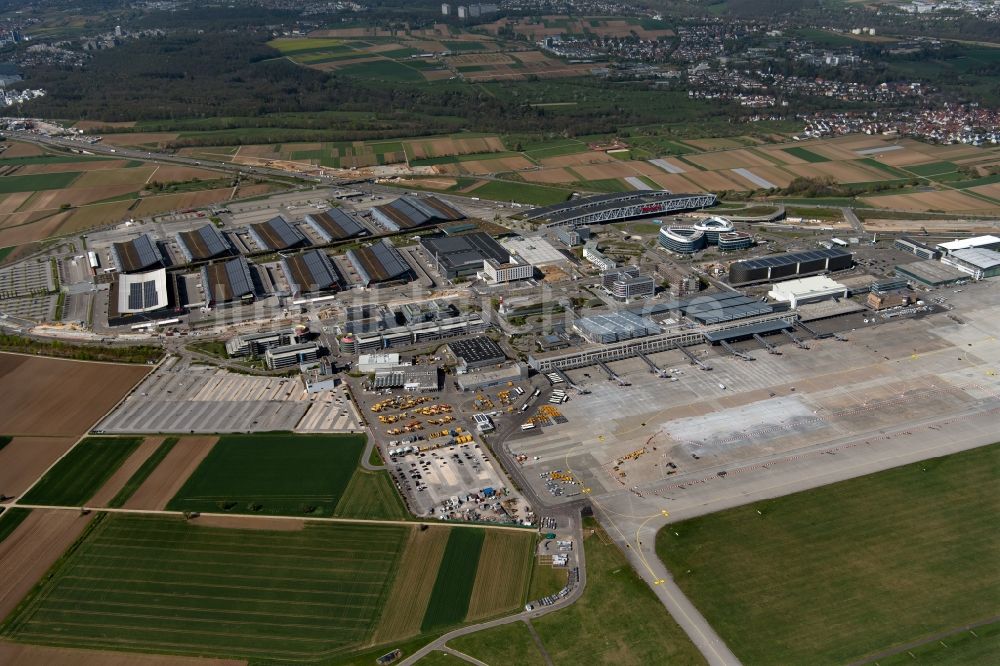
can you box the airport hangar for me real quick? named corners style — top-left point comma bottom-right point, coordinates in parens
top-left (176, 224), bottom-right (235, 262)
top-left (371, 195), bottom-right (465, 231)
top-left (523, 191), bottom-right (718, 229)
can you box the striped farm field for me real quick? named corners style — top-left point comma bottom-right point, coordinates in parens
top-left (465, 530), bottom-right (535, 621)
top-left (421, 528), bottom-right (486, 631)
top-left (20, 437), bottom-right (144, 506)
top-left (372, 525), bottom-right (451, 642)
top-left (0, 514), bottom-right (409, 662)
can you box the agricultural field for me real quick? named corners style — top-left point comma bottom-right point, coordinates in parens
top-left (0, 514), bottom-right (409, 662)
top-left (656, 444), bottom-right (1000, 666)
top-left (421, 528), bottom-right (486, 631)
top-left (19, 437), bottom-right (143, 506)
top-left (166, 433), bottom-right (366, 517)
top-left (0, 146), bottom-right (248, 247)
top-left (0, 353), bottom-right (149, 438)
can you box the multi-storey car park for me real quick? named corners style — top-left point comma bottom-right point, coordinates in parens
top-left (523, 191), bottom-right (718, 229)
top-left (303, 209), bottom-right (369, 243)
top-left (175, 224), bottom-right (235, 262)
top-left (281, 249), bottom-right (341, 296)
top-left (248, 215), bottom-right (309, 252)
top-left (728, 248), bottom-right (854, 285)
top-left (371, 195), bottom-right (465, 231)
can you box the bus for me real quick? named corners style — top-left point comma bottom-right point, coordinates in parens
top-left (520, 423), bottom-right (536, 431)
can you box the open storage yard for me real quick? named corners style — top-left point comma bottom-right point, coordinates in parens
top-left (656, 444), bottom-right (1000, 665)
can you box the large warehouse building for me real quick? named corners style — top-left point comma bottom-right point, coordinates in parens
top-left (729, 248), bottom-right (853, 284)
top-left (108, 267), bottom-right (178, 326)
top-left (201, 256), bottom-right (258, 306)
top-left (112, 234), bottom-right (165, 273)
top-left (941, 247), bottom-right (1000, 280)
top-left (249, 215), bottom-right (310, 251)
top-left (420, 232), bottom-right (510, 278)
top-left (281, 250), bottom-right (340, 296)
top-left (347, 239), bottom-right (413, 287)
top-left (768, 275), bottom-right (848, 308)
top-left (303, 209), bottom-right (368, 242)
top-left (371, 195), bottom-right (464, 231)
top-left (574, 311), bottom-right (660, 344)
top-left (524, 191), bottom-right (717, 229)
top-left (176, 225), bottom-right (234, 262)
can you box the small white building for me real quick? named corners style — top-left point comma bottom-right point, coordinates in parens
top-left (583, 242), bottom-right (616, 271)
top-left (357, 353), bottom-right (411, 373)
top-left (768, 275), bottom-right (847, 308)
top-left (482, 255), bottom-right (534, 283)
top-left (473, 413), bottom-right (494, 432)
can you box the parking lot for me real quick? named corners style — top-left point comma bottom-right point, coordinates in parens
top-left (99, 357), bottom-right (361, 433)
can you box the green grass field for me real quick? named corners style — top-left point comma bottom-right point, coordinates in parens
top-left (656, 444), bottom-right (1000, 666)
top-left (268, 37), bottom-right (346, 54)
top-left (531, 518), bottom-right (705, 665)
top-left (336, 60), bottom-right (425, 82)
top-left (782, 146), bottom-right (829, 163)
top-left (20, 437), bottom-right (143, 506)
top-left (0, 508), bottom-right (31, 544)
top-left (421, 528), bottom-right (486, 631)
top-left (0, 514), bottom-right (408, 662)
top-left (449, 622), bottom-right (546, 666)
top-left (166, 433), bottom-right (366, 516)
top-left (876, 621), bottom-right (1000, 666)
top-left (468, 180), bottom-right (572, 206)
top-left (0, 171), bottom-right (81, 194)
top-left (906, 161), bottom-right (958, 177)
top-left (107, 437), bottom-right (178, 508)
top-left (333, 470), bottom-right (408, 521)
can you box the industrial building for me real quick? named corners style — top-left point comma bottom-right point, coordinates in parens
top-left (557, 227), bottom-right (591, 247)
top-left (358, 353), bottom-right (411, 373)
top-left (768, 275), bottom-right (848, 308)
top-left (583, 241), bottom-right (616, 271)
top-left (265, 342), bottom-right (320, 370)
top-left (894, 260), bottom-right (967, 288)
top-left (113, 267), bottom-right (170, 316)
top-left (176, 224), bottom-right (234, 262)
top-left (201, 256), bottom-right (257, 306)
top-left (524, 191), bottom-right (717, 229)
top-left (449, 336), bottom-right (506, 370)
top-left (941, 248), bottom-right (1000, 280)
top-left (351, 314), bottom-right (488, 352)
top-left (420, 232), bottom-right (510, 278)
top-left (867, 288), bottom-right (913, 310)
top-left (225, 328), bottom-right (299, 357)
top-left (281, 250), bottom-right (340, 296)
top-left (936, 235), bottom-right (1000, 256)
top-left (455, 363), bottom-right (528, 392)
top-left (674, 291), bottom-right (774, 325)
top-left (373, 366), bottom-right (439, 392)
top-left (347, 239), bottom-right (413, 287)
top-left (371, 195), bottom-right (464, 231)
top-left (574, 311), bottom-right (660, 343)
top-left (894, 236), bottom-right (941, 261)
top-left (658, 227), bottom-right (706, 254)
top-left (112, 234), bottom-right (164, 273)
top-left (729, 248), bottom-right (853, 284)
top-left (249, 215), bottom-right (309, 251)
top-left (483, 256), bottom-right (534, 283)
top-left (303, 209), bottom-right (368, 242)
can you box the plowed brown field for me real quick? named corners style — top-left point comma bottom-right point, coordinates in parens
top-left (0, 437), bottom-right (76, 501)
top-left (88, 437), bottom-right (164, 507)
top-left (125, 436), bottom-right (218, 510)
top-left (0, 353), bottom-right (149, 437)
top-left (0, 641), bottom-right (244, 666)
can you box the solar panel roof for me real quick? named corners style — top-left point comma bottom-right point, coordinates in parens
top-left (304, 209), bottom-right (366, 241)
top-left (348, 239), bottom-right (411, 285)
top-left (284, 250), bottom-right (339, 293)
top-left (113, 234), bottom-right (163, 273)
top-left (178, 224), bottom-right (232, 261)
top-left (737, 248), bottom-right (849, 270)
top-left (252, 216), bottom-right (307, 250)
top-left (202, 257), bottom-right (255, 303)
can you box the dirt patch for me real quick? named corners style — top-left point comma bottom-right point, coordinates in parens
top-left (0, 142), bottom-right (44, 158)
top-left (680, 170), bottom-right (747, 191)
top-left (60, 200), bottom-right (137, 233)
top-left (73, 166), bottom-right (157, 188)
top-left (540, 152), bottom-right (614, 168)
top-left (421, 68), bottom-right (454, 81)
top-left (0, 212), bottom-right (73, 247)
top-left (18, 185), bottom-right (140, 213)
top-left (191, 515), bottom-right (305, 531)
top-left (571, 162), bottom-right (636, 180)
top-left (521, 168), bottom-right (576, 184)
top-left (125, 436), bottom-right (217, 510)
top-left (0, 641), bottom-right (244, 666)
top-left (148, 165), bottom-right (223, 182)
top-left (969, 182), bottom-right (1000, 200)
top-left (0, 437), bottom-right (77, 501)
top-left (0, 510), bottom-right (93, 620)
top-left (862, 189), bottom-right (999, 213)
top-left (396, 177), bottom-right (457, 191)
top-left (73, 120), bottom-right (137, 130)
top-left (0, 191), bottom-right (33, 214)
top-left (87, 437), bottom-right (164, 507)
top-left (132, 188), bottom-right (233, 217)
top-left (0, 353), bottom-right (149, 437)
